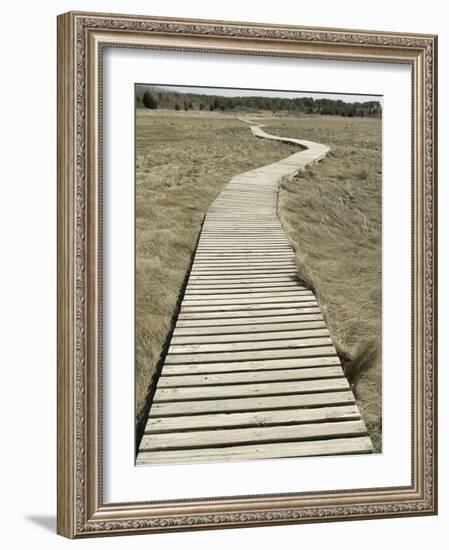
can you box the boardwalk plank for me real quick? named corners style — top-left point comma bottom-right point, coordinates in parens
top-left (185, 288), bottom-right (310, 296)
top-left (154, 378), bottom-right (349, 402)
top-left (167, 336), bottom-right (332, 355)
top-left (176, 313), bottom-right (323, 326)
top-left (158, 366), bottom-right (342, 387)
top-left (183, 295), bottom-right (315, 306)
top-left (140, 420), bottom-right (368, 451)
top-left (173, 321), bottom-right (326, 335)
top-left (171, 328), bottom-right (329, 344)
top-left (145, 405), bottom-right (361, 433)
top-left (164, 346), bottom-right (338, 364)
top-left (177, 307), bottom-right (321, 319)
top-left (163, 356), bottom-right (341, 375)
top-left (136, 437), bottom-right (373, 464)
top-left (180, 301), bottom-right (319, 313)
top-left (149, 390), bottom-right (355, 416)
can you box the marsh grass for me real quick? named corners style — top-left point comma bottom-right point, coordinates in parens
top-left (135, 110), bottom-right (297, 441)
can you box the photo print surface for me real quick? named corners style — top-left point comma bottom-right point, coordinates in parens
top-left (134, 84), bottom-right (382, 466)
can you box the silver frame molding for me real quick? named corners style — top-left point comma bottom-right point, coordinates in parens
top-left (57, 11), bottom-right (438, 538)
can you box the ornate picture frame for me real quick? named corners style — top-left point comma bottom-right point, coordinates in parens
top-left (57, 11), bottom-right (437, 538)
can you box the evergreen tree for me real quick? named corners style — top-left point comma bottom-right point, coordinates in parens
top-left (142, 91), bottom-right (158, 109)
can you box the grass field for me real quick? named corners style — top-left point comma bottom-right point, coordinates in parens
top-left (135, 108), bottom-right (382, 452)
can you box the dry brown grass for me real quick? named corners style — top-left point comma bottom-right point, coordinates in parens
top-left (262, 114), bottom-right (383, 451)
top-left (135, 109), bottom-right (297, 444)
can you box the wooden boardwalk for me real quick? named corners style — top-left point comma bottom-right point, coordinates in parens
top-left (137, 120), bottom-right (373, 465)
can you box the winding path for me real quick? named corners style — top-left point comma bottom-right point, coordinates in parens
top-left (137, 119), bottom-right (373, 465)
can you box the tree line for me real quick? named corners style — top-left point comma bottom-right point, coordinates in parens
top-left (136, 87), bottom-right (382, 118)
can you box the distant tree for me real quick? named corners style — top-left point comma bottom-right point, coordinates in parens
top-left (139, 87), bottom-right (381, 118)
top-left (223, 98), bottom-right (234, 111)
top-left (142, 91), bottom-right (158, 109)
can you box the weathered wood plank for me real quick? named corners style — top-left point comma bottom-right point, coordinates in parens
top-left (185, 288), bottom-right (309, 296)
top-left (173, 321), bottom-right (326, 336)
top-left (188, 275), bottom-right (301, 282)
top-left (185, 289), bottom-right (312, 298)
top-left (195, 247), bottom-right (293, 252)
top-left (201, 232), bottom-right (287, 236)
top-left (171, 328), bottom-right (329, 344)
top-left (140, 420), bottom-right (367, 451)
top-left (145, 405), bottom-right (361, 433)
top-left (149, 390), bottom-right (354, 416)
top-left (193, 259), bottom-right (294, 264)
top-left (158, 366), bottom-right (342, 387)
top-left (183, 295), bottom-right (315, 306)
top-left (194, 260), bottom-right (293, 265)
top-left (162, 356), bottom-right (341, 375)
top-left (167, 336), bottom-right (332, 355)
top-left (198, 240), bottom-right (289, 244)
top-left (187, 279), bottom-right (303, 287)
top-left (198, 244), bottom-right (291, 249)
top-left (154, 378), bottom-right (349, 402)
top-left (178, 307), bottom-right (321, 320)
top-left (194, 252), bottom-right (293, 257)
top-left (198, 240), bottom-right (290, 245)
top-left (176, 313), bottom-right (323, 326)
top-left (136, 437), bottom-right (373, 464)
top-left (199, 235), bottom-right (288, 239)
top-left (186, 280), bottom-right (303, 287)
top-left (191, 260), bottom-right (295, 265)
top-left (186, 282), bottom-right (306, 290)
top-left (180, 301), bottom-right (318, 313)
top-left (189, 270), bottom-right (299, 277)
top-left (164, 346), bottom-right (338, 364)
top-left (191, 262), bottom-right (296, 269)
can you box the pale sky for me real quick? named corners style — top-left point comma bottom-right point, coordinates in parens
top-left (138, 83), bottom-right (382, 104)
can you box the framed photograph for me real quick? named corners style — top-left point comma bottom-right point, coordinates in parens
top-left (57, 11), bottom-right (438, 538)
